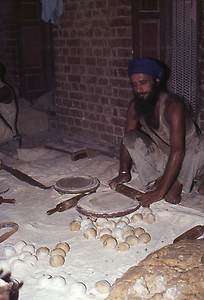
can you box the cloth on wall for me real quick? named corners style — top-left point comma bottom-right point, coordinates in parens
top-left (41, 0), bottom-right (63, 24)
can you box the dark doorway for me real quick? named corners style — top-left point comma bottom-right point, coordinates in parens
top-left (14, 0), bottom-right (54, 101)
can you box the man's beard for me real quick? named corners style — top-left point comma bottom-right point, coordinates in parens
top-left (134, 84), bottom-right (161, 119)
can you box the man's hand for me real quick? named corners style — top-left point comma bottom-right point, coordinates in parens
top-left (0, 282), bottom-right (13, 300)
top-left (137, 189), bottom-right (163, 207)
top-left (109, 173), bottom-right (131, 190)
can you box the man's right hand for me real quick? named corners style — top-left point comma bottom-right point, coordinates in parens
top-left (109, 173), bottom-right (131, 190)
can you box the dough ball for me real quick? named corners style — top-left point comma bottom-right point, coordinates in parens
top-left (103, 237), bottom-right (117, 249)
top-left (10, 259), bottom-right (27, 273)
top-left (3, 245), bottom-right (16, 257)
top-left (141, 207), bottom-right (152, 216)
top-left (0, 259), bottom-right (9, 272)
top-left (122, 230), bottom-right (135, 239)
top-left (70, 281), bottom-right (87, 296)
top-left (116, 242), bottom-right (130, 251)
top-left (52, 276), bottom-right (66, 288)
top-left (69, 221), bottom-right (81, 231)
top-left (81, 218), bottom-right (93, 228)
top-left (122, 225), bottom-right (134, 232)
top-left (19, 251), bottom-right (32, 259)
top-left (22, 244), bottom-right (35, 254)
top-left (134, 227), bottom-right (145, 237)
top-left (50, 255), bottom-right (65, 267)
top-left (138, 232), bottom-right (151, 243)
top-left (73, 215), bottom-right (82, 222)
top-left (13, 240), bottom-right (27, 254)
top-left (95, 280), bottom-right (111, 294)
top-left (95, 217), bottom-right (107, 227)
top-left (120, 216), bottom-right (130, 224)
top-left (36, 247), bottom-right (50, 258)
top-left (56, 242), bottom-right (70, 254)
top-left (51, 248), bottom-right (66, 258)
top-left (100, 234), bottom-right (112, 243)
top-left (103, 220), bottom-right (116, 230)
top-left (131, 213), bottom-right (143, 223)
top-left (23, 254), bottom-right (38, 266)
top-left (99, 228), bottom-right (112, 237)
top-left (116, 220), bottom-right (127, 228)
top-left (83, 227), bottom-right (97, 239)
top-left (112, 227), bottom-right (124, 240)
top-left (84, 223), bottom-right (97, 231)
top-left (125, 235), bottom-right (139, 246)
top-left (144, 213), bottom-right (156, 224)
top-left (38, 274), bottom-right (52, 287)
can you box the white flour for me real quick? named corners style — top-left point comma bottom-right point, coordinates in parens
top-left (0, 151), bottom-right (204, 300)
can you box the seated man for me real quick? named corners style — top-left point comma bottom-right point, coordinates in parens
top-left (109, 57), bottom-right (204, 207)
top-left (0, 63), bottom-right (17, 142)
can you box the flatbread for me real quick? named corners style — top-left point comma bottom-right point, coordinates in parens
top-left (105, 239), bottom-right (204, 300)
top-left (76, 189), bottom-right (140, 218)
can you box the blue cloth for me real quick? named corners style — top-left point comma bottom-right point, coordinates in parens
top-left (128, 58), bottom-right (164, 80)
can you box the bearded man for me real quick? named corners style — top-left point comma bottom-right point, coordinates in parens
top-left (109, 57), bottom-right (204, 207)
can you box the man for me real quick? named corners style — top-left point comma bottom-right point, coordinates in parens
top-left (0, 63), bottom-right (17, 142)
top-left (109, 57), bottom-right (204, 207)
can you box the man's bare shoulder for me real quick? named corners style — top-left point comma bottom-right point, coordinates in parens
top-left (164, 93), bottom-right (186, 122)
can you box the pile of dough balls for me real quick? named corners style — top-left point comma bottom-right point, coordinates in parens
top-left (36, 241), bottom-right (70, 268)
top-left (0, 240), bottom-right (38, 278)
top-left (69, 208), bottom-right (155, 251)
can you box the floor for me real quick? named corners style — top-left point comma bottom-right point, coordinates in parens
top-left (0, 130), bottom-right (204, 214)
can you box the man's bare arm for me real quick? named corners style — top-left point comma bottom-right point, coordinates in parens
top-left (138, 97), bottom-right (186, 206)
top-left (109, 100), bottom-right (138, 189)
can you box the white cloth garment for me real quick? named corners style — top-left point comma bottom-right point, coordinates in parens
top-left (41, 0), bottom-right (63, 24)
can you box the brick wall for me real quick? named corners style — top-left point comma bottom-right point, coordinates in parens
top-left (0, 0), bottom-right (19, 85)
top-left (50, 0), bottom-right (133, 145)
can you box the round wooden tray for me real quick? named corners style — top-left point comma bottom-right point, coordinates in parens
top-left (76, 189), bottom-right (140, 218)
top-left (53, 175), bottom-right (100, 194)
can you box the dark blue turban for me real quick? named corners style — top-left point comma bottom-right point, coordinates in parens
top-left (128, 58), bottom-right (164, 80)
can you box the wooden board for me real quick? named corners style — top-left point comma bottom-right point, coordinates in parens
top-left (53, 176), bottom-right (100, 194)
top-left (76, 189), bottom-right (140, 218)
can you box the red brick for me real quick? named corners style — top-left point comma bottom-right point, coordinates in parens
top-left (98, 77), bottom-right (108, 85)
top-left (68, 57), bottom-right (80, 64)
top-left (70, 92), bottom-right (83, 100)
top-left (64, 3), bottom-right (78, 10)
top-left (66, 39), bottom-right (80, 46)
top-left (68, 75), bottom-right (81, 82)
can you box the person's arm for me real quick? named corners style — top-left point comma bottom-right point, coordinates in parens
top-left (0, 282), bottom-right (13, 300)
top-left (0, 85), bottom-right (13, 104)
top-left (137, 96), bottom-right (186, 206)
top-left (109, 100), bottom-right (139, 190)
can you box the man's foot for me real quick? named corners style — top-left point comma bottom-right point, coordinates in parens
top-left (165, 180), bottom-right (183, 204)
top-left (198, 183), bottom-right (204, 195)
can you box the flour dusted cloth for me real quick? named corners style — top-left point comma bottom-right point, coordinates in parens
top-left (124, 130), bottom-right (204, 193)
top-left (41, 0), bottom-right (63, 24)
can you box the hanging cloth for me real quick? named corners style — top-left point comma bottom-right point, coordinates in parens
top-left (41, 0), bottom-right (63, 24)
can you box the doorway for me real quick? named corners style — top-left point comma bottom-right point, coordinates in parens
top-left (14, 0), bottom-right (54, 101)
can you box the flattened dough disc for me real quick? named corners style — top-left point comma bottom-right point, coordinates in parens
top-left (53, 175), bottom-right (100, 194)
top-left (76, 190), bottom-right (140, 218)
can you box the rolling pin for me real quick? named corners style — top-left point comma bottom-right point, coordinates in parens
top-left (173, 225), bottom-right (204, 243)
top-left (115, 183), bottom-right (142, 200)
